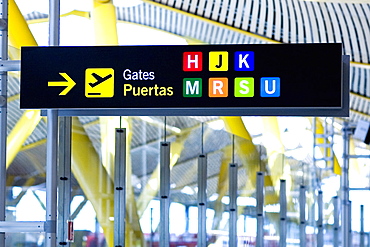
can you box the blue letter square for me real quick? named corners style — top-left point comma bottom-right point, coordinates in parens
top-left (234, 51), bottom-right (254, 71)
top-left (260, 77), bottom-right (280, 97)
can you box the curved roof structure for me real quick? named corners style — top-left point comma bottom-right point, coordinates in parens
top-left (7, 0), bottom-right (370, 198)
top-left (4, 0), bottom-right (370, 244)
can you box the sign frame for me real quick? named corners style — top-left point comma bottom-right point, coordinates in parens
top-left (21, 44), bottom-right (349, 117)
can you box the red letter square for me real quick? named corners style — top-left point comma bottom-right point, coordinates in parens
top-left (183, 52), bottom-right (203, 71)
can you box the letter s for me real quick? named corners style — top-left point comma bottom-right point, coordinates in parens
top-left (167, 87), bottom-right (173, 96)
top-left (239, 80), bottom-right (250, 94)
top-left (149, 72), bottom-right (155, 80)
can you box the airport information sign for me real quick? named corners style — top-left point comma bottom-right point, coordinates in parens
top-left (20, 43), bottom-right (348, 116)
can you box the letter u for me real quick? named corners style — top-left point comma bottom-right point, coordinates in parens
top-left (264, 80), bottom-right (276, 94)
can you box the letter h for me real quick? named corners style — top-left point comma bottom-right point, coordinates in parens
top-left (183, 52), bottom-right (203, 71)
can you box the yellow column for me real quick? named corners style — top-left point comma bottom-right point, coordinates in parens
top-left (7, 110), bottom-right (41, 168)
top-left (91, 0), bottom-right (118, 45)
top-left (71, 117), bottom-right (115, 246)
top-left (261, 117), bottom-right (292, 194)
top-left (221, 117), bottom-right (278, 204)
top-left (7, 0), bottom-right (41, 169)
top-left (9, 0), bottom-right (37, 58)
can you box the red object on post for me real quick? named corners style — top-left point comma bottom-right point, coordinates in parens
top-left (67, 220), bottom-right (74, 242)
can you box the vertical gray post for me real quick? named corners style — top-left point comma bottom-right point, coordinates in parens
top-left (299, 185), bottom-right (306, 247)
top-left (198, 155), bottom-right (207, 247)
top-left (49, 0), bottom-right (60, 46)
top-left (256, 172), bottom-right (264, 247)
top-left (150, 208), bottom-right (154, 247)
top-left (185, 205), bottom-right (190, 233)
top-left (333, 196), bottom-right (339, 247)
top-left (229, 163), bottom-right (237, 247)
top-left (349, 201), bottom-right (352, 246)
top-left (0, 0), bottom-right (7, 246)
top-left (360, 205), bottom-right (365, 247)
top-left (57, 117), bottom-right (72, 246)
top-left (279, 180), bottom-right (287, 247)
top-left (114, 129), bottom-right (126, 247)
top-left (341, 56), bottom-right (350, 247)
top-left (342, 121), bottom-right (350, 247)
top-left (47, 1), bottom-right (60, 247)
top-left (46, 109), bottom-right (58, 247)
top-left (160, 142), bottom-right (170, 247)
top-left (317, 190), bottom-right (324, 247)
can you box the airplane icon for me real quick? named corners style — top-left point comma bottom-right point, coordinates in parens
top-left (85, 68), bottom-right (114, 98)
top-left (89, 73), bottom-right (113, 88)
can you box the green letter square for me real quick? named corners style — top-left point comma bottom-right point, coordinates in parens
top-left (234, 77), bottom-right (254, 97)
top-left (183, 78), bottom-right (202, 97)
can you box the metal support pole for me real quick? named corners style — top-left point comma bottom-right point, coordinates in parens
top-left (46, 109), bottom-right (58, 247)
top-left (150, 208), bottom-right (154, 247)
top-left (57, 117), bottom-right (72, 246)
top-left (317, 190), bottom-right (324, 247)
top-left (341, 55), bottom-right (351, 247)
top-left (198, 155), bottom-right (207, 247)
top-left (257, 172), bottom-right (264, 247)
top-left (279, 180), bottom-right (287, 247)
top-left (349, 201), bottom-right (352, 246)
top-left (185, 205), bottom-right (190, 233)
top-left (229, 163), bottom-right (237, 247)
top-left (361, 205), bottom-right (365, 247)
top-left (342, 121), bottom-right (350, 247)
top-left (114, 128), bottom-right (126, 247)
top-left (47, 1), bottom-right (60, 247)
top-left (0, 0), bottom-right (8, 246)
top-left (49, 0), bottom-right (60, 46)
top-left (333, 196), bottom-right (339, 247)
top-left (299, 185), bottom-right (306, 247)
top-left (160, 142), bottom-right (170, 247)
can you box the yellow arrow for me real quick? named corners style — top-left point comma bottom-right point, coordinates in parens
top-left (48, 73), bottom-right (76, 95)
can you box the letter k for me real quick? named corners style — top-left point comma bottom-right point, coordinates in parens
top-left (239, 54), bottom-right (249, 68)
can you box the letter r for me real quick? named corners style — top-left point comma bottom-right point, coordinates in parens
top-left (209, 78), bottom-right (228, 97)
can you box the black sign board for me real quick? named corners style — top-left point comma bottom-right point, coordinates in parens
top-left (20, 43), bottom-right (348, 116)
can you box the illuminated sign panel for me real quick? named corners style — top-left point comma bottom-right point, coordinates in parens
top-left (20, 44), bottom-right (348, 116)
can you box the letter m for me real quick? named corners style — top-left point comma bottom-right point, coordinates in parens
top-left (183, 78), bottom-right (202, 97)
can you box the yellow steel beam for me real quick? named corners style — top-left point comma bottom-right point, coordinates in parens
top-left (212, 145), bottom-right (232, 230)
top-left (7, 110), bottom-right (42, 168)
top-left (71, 117), bottom-right (115, 246)
top-left (221, 117), bottom-right (278, 204)
top-left (220, 117), bottom-right (253, 140)
top-left (7, 0), bottom-right (42, 170)
top-left (137, 131), bottom-right (190, 217)
top-left (9, 0), bottom-right (37, 58)
top-left (21, 139), bottom-right (47, 152)
top-left (92, 0), bottom-right (118, 45)
top-left (261, 117), bottom-right (292, 194)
